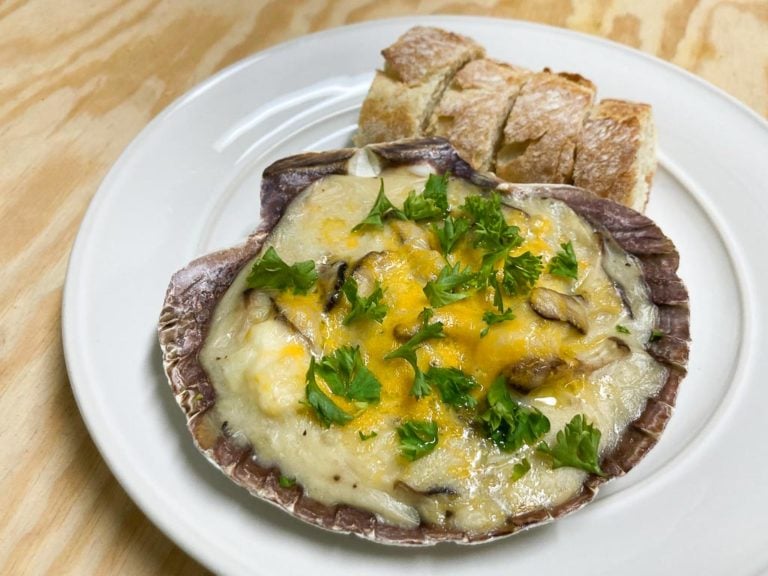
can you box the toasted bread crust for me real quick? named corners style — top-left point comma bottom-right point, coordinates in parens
top-left (355, 27), bottom-right (658, 213)
top-left (381, 26), bottom-right (483, 85)
top-left (495, 71), bottom-right (596, 183)
top-left (573, 99), bottom-right (656, 212)
top-left (158, 138), bottom-right (689, 546)
top-left (355, 27), bottom-right (483, 146)
top-left (427, 59), bottom-right (530, 171)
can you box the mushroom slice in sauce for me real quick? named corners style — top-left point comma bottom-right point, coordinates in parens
top-left (576, 337), bottom-right (631, 371)
top-left (503, 357), bottom-right (569, 392)
top-left (529, 287), bottom-right (589, 333)
top-left (318, 260), bottom-right (348, 312)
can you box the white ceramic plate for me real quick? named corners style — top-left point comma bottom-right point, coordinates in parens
top-left (63, 16), bottom-right (768, 576)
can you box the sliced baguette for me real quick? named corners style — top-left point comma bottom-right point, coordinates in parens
top-left (426, 58), bottom-right (530, 172)
top-left (573, 99), bottom-right (656, 212)
top-left (495, 70), bottom-right (596, 183)
top-left (354, 27), bottom-right (484, 146)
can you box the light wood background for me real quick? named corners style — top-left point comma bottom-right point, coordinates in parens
top-left (1, 1), bottom-right (766, 574)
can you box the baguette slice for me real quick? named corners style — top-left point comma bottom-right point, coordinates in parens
top-left (354, 27), bottom-right (484, 146)
top-left (495, 70), bottom-right (596, 183)
top-left (573, 99), bottom-right (656, 212)
top-left (427, 58), bottom-right (530, 172)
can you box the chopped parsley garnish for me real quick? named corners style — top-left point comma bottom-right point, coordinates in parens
top-left (649, 328), bottom-right (664, 343)
top-left (402, 173), bottom-right (450, 221)
top-left (384, 308), bottom-right (445, 398)
top-left (304, 358), bottom-right (353, 427)
top-left (480, 376), bottom-right (551, 452)
top-left (462, 192), bottom-right (524, 255)
top-left (352, 179), bottom-right (404, 231)
top-left (341, 277), bottom-right (387, 325)
top-left (549, 241), bottom-right (578, 279)
top-left (480, 308), bottom-right (515, 337)
top-left (489, 271), bottom-right (505, 311)
top-left (397, 420), bottom-right (439, 461)
top-left (423, 262), bottom-right (475, 308)
top-left (245, 246), bottom-right (318, 294)
top-left (510, 458), bottom-right (531, 482)
top-left (278, 475), bottom-right (296, 488)
top-left (537, 414), bottom-right (605, 476)
top-left (424, 367), bottom-right (478, 409)
top-left (502, 251), bottom-right (543, 295)
top-left (616, 324), bottom-right (631, 334)
top-left (431, 215), bottom-right (470, 256)
top-left (358, 430), bottom-right (378, 441)
top-left (403, 189), bottom-right (444, 221)
top-left (313, 346), bottom-right (381, 404)
top-left (423, 172), bottom-right (450, 214)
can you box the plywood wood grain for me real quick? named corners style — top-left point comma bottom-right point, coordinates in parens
top-left (1, 1), bottom-right (765, 574)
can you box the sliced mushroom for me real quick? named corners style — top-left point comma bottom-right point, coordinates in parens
top-left (272, 297), bottom-right (322, 354)
top-left (577, 337), bottom-right (630, 371)
top-left (503, 356), bottom-right (568, 392)
top-left (393, 321), bottom-right (421, 342)
top-left (501, 339), bottom-right (629, 393)
top-left (317, 260), bottom-right (348, 312)
top-left (394, 480), bottom-right (458, 499)
top-left (349, 251), bottom-right (388, 297)
top-left (390, 219), bottom-right (432, 250)
top-left (529, 287), bottom-right (589, 334)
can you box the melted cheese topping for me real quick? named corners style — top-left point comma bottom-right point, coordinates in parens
top-left (200, 168), bottom-right (666, 534)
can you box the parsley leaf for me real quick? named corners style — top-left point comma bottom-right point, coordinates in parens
top-left (313, 346), bottom-right (381, 404)
top-left (502, 251), bottom-right (543, 295)
top-left (245, 246), bottom-right (318, 295)
top-left (352, 179), bottom-right (405, 231)
top-left (424, 367), bottom-right (478, 409)
top-left (341, 277), bottom-right (387, 325)
top-left (304, 358), bottom-right (353, 427)
top-left (549, 241), bottom-right (578, 279)
top-left (649, 328), bottom-right (664, 343)
top-left (423, 262), bottom-right (475, 308)
top-left (403, 189), bottom-right (444, 221)
top-left (278, 475), bottom-right (296, 488)
top-left (615, 324), bottom-right (631, 334)
top-left (480, 308), bottom-right (515, 337)
top-left (397, 420), bottom-right (439, 461)
top-left (537, 414), bottom-right (605, 476)
top-left (488, 270), bottom-right (505, 311)
top-left (480, 376), bottom-right (550, 452)
top-left (510, 458), bottom-right (531, 482)
top-left (384, 309), bottom-right (445, 366)
top-left (423, 172), bottom-right (450, 213)
top-left (405, 172), bottom-right (451, 219)
top-left (384, 308), bottom-right (445, 398)
top-left (358, 430), bottom-right (378, 441)
top-left (462, 193), bottom-right (523, 254)
top-left (401, 173), bottom-right (451, 221)
top-left (410, 366), bottom-right (431, 398)
top-left (431, 215), bottom-right (470, 256)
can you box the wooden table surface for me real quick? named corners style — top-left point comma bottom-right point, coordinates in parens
top-left (2, 1), bottom-right (766, 574)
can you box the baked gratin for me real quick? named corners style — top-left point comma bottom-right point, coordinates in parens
top-left (158, 139), bottom-right (689, 545)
